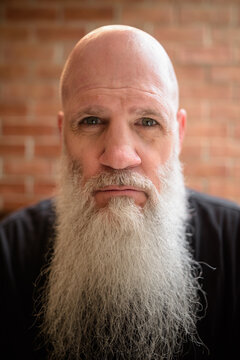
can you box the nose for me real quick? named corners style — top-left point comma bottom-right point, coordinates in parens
top-left (99, 126), bottom-right (141, 170)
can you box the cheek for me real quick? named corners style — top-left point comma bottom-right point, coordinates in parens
top-left (141, 137), bottom-right (174, 192)
top-left (64, 135), bottom-right (101, 181)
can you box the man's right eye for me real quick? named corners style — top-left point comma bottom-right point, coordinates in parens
top-left (80, 116), bottom-right (101, 125)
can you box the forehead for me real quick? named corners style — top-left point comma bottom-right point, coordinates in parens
top-left (67, 85), bottom-right (166, 105)
top-left (64, 69), bottom-right (177, 120)
top-left (65, 87), bottom-right (175, 127)
top-left (62, 33), bottom-right (178, 107)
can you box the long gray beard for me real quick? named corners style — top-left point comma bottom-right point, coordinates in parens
top-left (39, 154), bottom-right (202, 360)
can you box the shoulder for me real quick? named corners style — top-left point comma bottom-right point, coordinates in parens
top-left (0, 197), bottom-right (55, 227)
top-left (186, 191), bottom-right (240, 355)
top-left (187, 188), bottom-right (240, 213)
top-left (0, 198), bottom-right (56, 278)
top-left (0, 198), bottom-right (55, 238)
top-left (187, 188), bottom-right (240, 229)
top-left (186, 188), bottom-right (240, 265)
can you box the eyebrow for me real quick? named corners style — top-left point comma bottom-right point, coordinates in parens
top-left (70, 105), bottom-right (170, 129)
top-left (71, 105), bottom-right (111, 120)
top-left (129, 106), bottom-right (170, 128)
top-left (72, 105), bottom-right (167, 117)
top-left (129, 107), bottom-right (166, 118)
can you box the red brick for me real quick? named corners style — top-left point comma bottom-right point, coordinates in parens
top-left (33, 101), bottom-right (61, 117)
top-left (63, 6), bottom-right (114, 21)
top-left (35, 0), bottom-right (90, 2)
top-left (178, 101), bottom-right (206, 120)
top-left (175, 65), bottom-right (206, 83)
top-left (34, 181), bottom-right (57, 195)
top-left (2, 84), bottom-right (58, 101)
top-left (37, 0), bottom-right (146, 2)
top-left (6, 6), bottom-right (58, 21)
top-left (209, 142), bottom-right (240, 159)
top-left (122, 5), bottom-right (174, 23)
top-left (233, 85), bottom-right (240, 100)
top-left (210, 102), bottom-right (240, 121)
top-left (36, 26), bottom-right (85, 41)
top-left (211, 66), bottom-right (240, 83)
top-left (0, 182), bottom-right (25, 194)
top-left (212, 29), bottom-right (240, 45)
top-left (0, 26), bottom-right (29, 41)
top-left (0, 64), bottom-right (28, 80)
top-left (211, 0), bottom-right (240, 3)
top-left (0, 143), bottom-right (25, 156)
top-left (0, 103), bottom-right (27, 116)
top-left (34, 144), bottom-right (60, 158)
top-left (154, 26), bottom-right (204, 45)
top-left (4, 159), bottom-right (52, 176)
top-left (2, 196), bottom-right (46, 215)
top-left (232, 165), bottom-right (240, 179)
top-left (184, 163), bottom-right (229, 177)
top-left (208, 180), bottom-right (240, 204)
top-left (183, 176), bottom-right (207, 193)
top-left (1, 0), bottom-right (33, 3)
top-left (234, 124), bottom-right (240, 139)
top-left (177, 46), bottom-right (232, 65)
top-left (236, 47), bottom-right (240, 62)
top-left (180, 82), bottom-right (231, 100)
top-left (181, 142), bottom-right (203, 161)
top-left (2, 121), bottom-right (58, 137)
top-left (179, 6), bottom-right (231, 26)
top-left (187, 122), bottom-right (228, 138)
top-left (3, 44), bottom-right (54, 62)
top-left (34, 64), bottom-right (62, 80)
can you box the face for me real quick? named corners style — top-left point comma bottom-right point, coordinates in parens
top-left (58, 30), bottom-right (186, 208)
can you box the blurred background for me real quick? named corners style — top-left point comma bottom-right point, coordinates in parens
top-left (0, 0), bottom-right (240, 218)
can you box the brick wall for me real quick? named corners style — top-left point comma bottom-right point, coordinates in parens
top-left (0, 0), bottom-right (240, 217)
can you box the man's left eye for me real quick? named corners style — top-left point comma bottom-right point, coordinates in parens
top-left (141, 118), bottom-right (158, 127)
top-left (80, 116), bottom-right (101, 125)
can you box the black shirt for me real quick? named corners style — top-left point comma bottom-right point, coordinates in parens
top-left (0, 189), bottom-right (239, 359)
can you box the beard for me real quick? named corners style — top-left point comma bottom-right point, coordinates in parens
top-left (39, 151), bottom-right (202, 360)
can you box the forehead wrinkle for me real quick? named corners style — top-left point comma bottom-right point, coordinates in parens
top-left (65, 86), bottom-right (173, 114)
top-left (68, 85), bottom-right (166, 97)
top-left (65, 86), bottom-right (170, 110)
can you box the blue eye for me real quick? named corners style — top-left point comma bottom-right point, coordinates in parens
top-left (81, 116), bottom-right (101, 125)
top-left (141, 118), bottom-right (158, 126)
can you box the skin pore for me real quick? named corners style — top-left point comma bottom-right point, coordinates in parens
top-left (58, 25), bottom-right (186, 208)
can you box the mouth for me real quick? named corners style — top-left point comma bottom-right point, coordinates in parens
top-left (95, 185), bottom-right (145, 195)
top-left (93, 185), bottom-right (148, 207)
top-left (97, 185), bottom-right (141, 191)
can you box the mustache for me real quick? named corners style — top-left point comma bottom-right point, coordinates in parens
top-left (68, 159), bottom-right (156, 196)
top-left (85, 171), bottom-right (155, 194)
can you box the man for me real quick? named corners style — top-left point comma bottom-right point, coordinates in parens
top-left (0, 25), bottom-right (239, 360)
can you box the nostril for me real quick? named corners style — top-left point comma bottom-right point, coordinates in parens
top-left (99, 145), bottom-right (141, 170)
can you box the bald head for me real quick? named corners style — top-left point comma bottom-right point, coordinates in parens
top-left (60, 25), bottom-right (179, 112)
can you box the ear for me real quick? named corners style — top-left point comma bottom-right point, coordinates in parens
top-left (57, 111), bottom-right (64, 135)
top-left (176, 108), bottom-right (187, 152)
